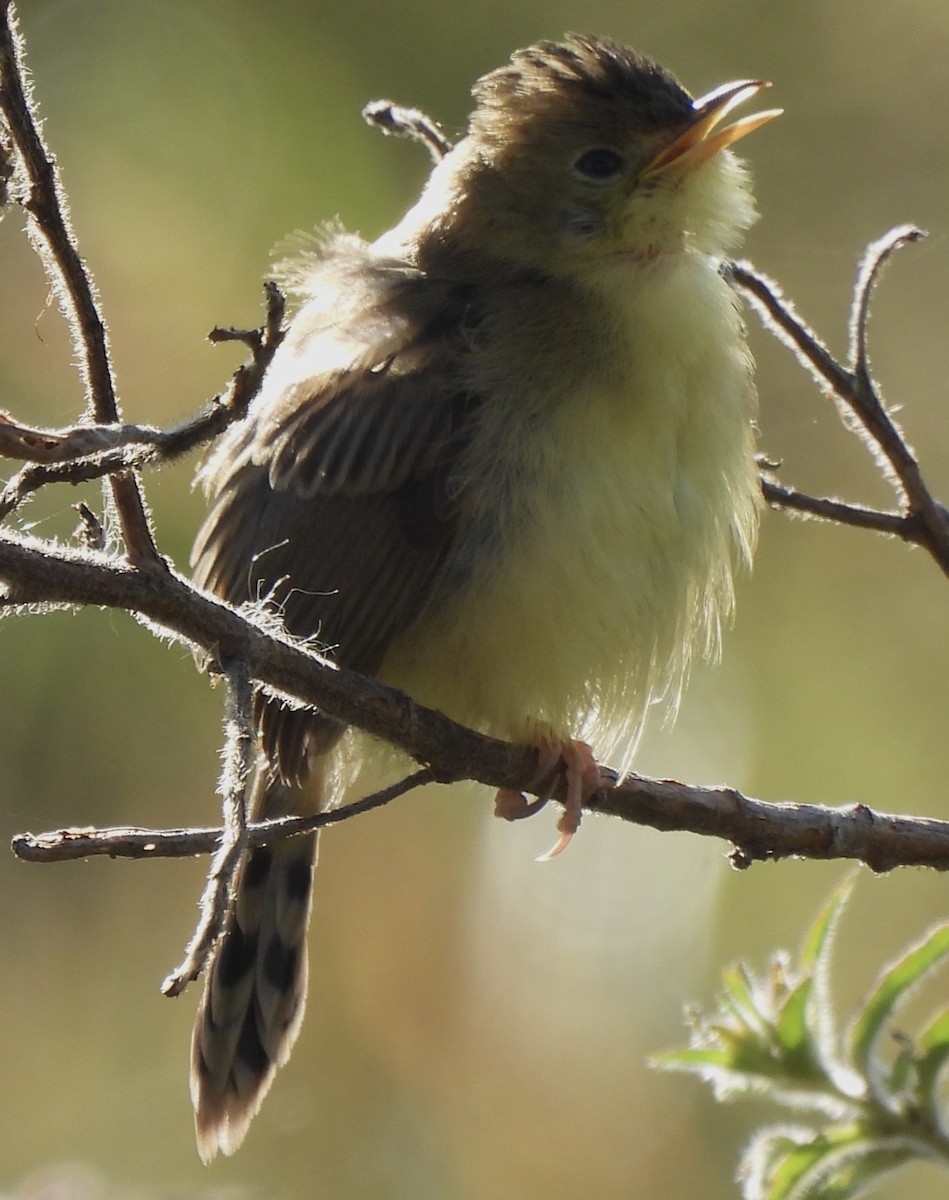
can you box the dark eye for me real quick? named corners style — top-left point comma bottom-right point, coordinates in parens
top-left (573, 148), bottom-right (625, 181)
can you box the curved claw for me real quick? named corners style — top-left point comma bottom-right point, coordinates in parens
top-left (493, 734), bottom-right (602, 861)
top-left (535, 829), bottom-right (574, 862)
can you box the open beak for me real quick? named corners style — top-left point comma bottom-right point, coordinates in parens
top-left (641, 80), bottom-right (781, 179)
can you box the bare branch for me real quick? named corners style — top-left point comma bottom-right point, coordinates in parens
top-left (0, 117), bottom-right (12, 208)
top-left (72, 501), bottom-right (105, 551)
top-left (0, 528), bottom-right (531, 790)
top-left (0, 415), bottom-right (165, 465)
top-left (0, 283), bottom-right (284, 520)
top-left (6, 526), bottom-right (949, 877)
top-left (206, 278), bottom-right (285, 353)
top-left (4, 7), bottom-right (949, 911)
top-left (760, 478), bottom-right (926, 541)
top-left (843, 228), bottom-right (949, 566)
top-left (0, 447), bottom-right (161, 523)
top-left (733, 246), bottom-right (949, 578)
top-left (12, 770), bottom-right (435, 863)
top-left (13, 765), bottom-right (949, 877)
top-left (0, 1), bottom-right (157, 563)
top-left (162, 662), bottom-right (255, 997)
top-left (848, 225), bottom-right (923, 382)
top-left (362, 99), bottom-right (453, 161)
top-left (730, 260), bottom-right (853, 399)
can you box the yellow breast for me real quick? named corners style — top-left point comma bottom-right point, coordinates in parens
top-left (381, 249), bottom-right (759, 772)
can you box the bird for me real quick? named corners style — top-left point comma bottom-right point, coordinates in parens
top-left (188, 33), bottom-right (778, 1160)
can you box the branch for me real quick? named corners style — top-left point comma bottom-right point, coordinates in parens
top-left (365, 105), bottom-right (949, 573)
top-left (362, 99), bottom-right (452, 161)
top-left (13, 769), bottom-right (436, 862)
top-left (3, 38), bottom-right (949, 920)
top-left (733, 240), bottom-right (949, 577)
top-left (161, 661), bottom-right (254, 997)
top-left (0, 1), bottom-right (156, 562)
top-left (0, 528), bottom-right (538, 790)
top-left (6, 528), bottom-right (949, 876)
top-left (846, 228), bottom-right (949, 562)
top-left (759, 478), bottom-right (934, 542)
top-left (13, 761), bottom-right (949, 878)
top-left (0, 283), bottom-right (284, 520)
top-left (0, 118), bottom-right (11, 208)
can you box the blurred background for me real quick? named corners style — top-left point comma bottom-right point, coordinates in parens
top-left (2, 1), bottom-right (949, 1197)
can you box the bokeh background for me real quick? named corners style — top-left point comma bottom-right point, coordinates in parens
top-left (2, 1), bottom-right (949, 1197)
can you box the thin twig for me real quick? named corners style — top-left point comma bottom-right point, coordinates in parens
top-left (844, 228), bottom-right (949, 568)
top-left (733, 245), bottom-right (949, 578)
top-left (72, 501), bottom-right (104, 551)
top-left (760, 478), bottom-right (923, 541)
top-left (849, 226), bottom-right (923, 385)
top-left (206, 278), bottom-right (285, 354)
top-left (0, 527), bottom-right (520, 788)
top-left (0, 2), bottom-right (158, 564)
top-left (730, 261), bottom-right (854, 399)
top-left (362, 99), bottom-right (453, 161)
top-left (0, 284), bottom-right (284, 520)
top-left (12, 769), bottom-right (436, 863)
top-left (0, 416), bottom-right (165, 465)
top-left (0, 448), bottom-right (162, 523)
top-left (0, 118), bottom-right (12, 207)
top-left (162, 662), bottom-right (255, 997)
top-left (12, 769), bottom-right (949, 876)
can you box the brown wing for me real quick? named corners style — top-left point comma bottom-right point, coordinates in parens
top-left (192, 235), bottom-right (478, 780)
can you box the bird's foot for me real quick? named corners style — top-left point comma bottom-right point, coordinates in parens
top-left (493, 735), bottom-right (601, 861)
top-left (535, 738), bottom-right (600, 861)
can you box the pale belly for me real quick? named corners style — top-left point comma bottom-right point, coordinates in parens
top-left (380, 259), bottom-right (759, 769)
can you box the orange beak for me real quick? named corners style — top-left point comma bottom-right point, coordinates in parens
top-left (641, 80), bottom-right (781, 179)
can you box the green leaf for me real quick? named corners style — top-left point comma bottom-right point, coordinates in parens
top-left (762, 874), bottom-right (856, 1088)
top-left (777, 977), bottom-right (812, 1055)
top-left (919, 1007), bottom-right (949, 1053)
top-left (915, 1008), bottom-right (949, 1116)
top-left (887, 1031), bottom-right (915, 1097)
top-left (775, 977), bottom-right (827, 1085)
top-left (800, 872), bottom-right (856, 974)
top-left (741, 1126), bottom-right (819, 1200)
top-left (849, 924), bottom-right (949, 1092)
top-left (721, 961), bottom-right (773, 1036)
top-left (652, 1046), bottom-right (780, 1101)
top-left (652, 1046), bottom-right (735, 1074)
top-left (782, 1138), bottom-right (916, 1200)
top-left (803, 872), bottom-right (856, 1071)
top-left (743, 1126), bottom-right (918, 1200)
top-left (761, 1133), bottom-right (840, 1199)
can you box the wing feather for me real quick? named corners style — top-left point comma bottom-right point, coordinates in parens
top-left (192, 233), bottom-right (479, 780)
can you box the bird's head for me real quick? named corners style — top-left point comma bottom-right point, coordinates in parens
top-left (403, 35), bottom-right (779, 280)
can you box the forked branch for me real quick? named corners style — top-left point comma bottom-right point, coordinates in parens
top-left (4, 26), bottom-right (949, 996)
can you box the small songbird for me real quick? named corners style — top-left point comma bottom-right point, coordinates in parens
top-left (189, 34), bottom-right (778, 1159)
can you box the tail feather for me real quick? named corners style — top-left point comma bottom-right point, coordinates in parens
top-left (191, 770), bottom-right (322, 1161)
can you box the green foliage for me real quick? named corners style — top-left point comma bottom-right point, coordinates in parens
top-left (655, 876), bottom-right (949, 1198)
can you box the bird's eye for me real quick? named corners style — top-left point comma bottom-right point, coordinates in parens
top-left (573, 148), bottom-right (625, 182)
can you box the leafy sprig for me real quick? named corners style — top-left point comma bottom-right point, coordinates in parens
top-left (656, 878), bottom-right (949, 1198)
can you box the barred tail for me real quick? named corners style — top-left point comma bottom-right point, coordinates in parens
top-left (190, 770), bottom-right (321, 1161)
